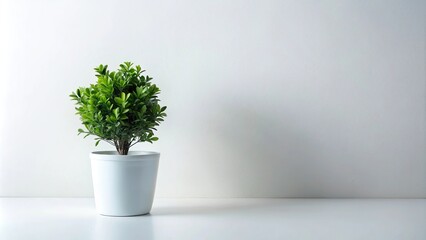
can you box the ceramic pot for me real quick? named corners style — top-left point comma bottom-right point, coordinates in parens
top-left (90, 151), bottom-right (160, 216)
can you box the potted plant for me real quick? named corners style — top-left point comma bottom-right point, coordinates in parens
top-left (70, 62), bottom-right (167, 216)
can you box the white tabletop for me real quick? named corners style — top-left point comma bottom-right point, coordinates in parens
top-left (1, 198), bottom-right (425, 240)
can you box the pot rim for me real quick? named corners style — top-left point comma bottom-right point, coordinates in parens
top-left (90, 151), bottom-right (160, 161)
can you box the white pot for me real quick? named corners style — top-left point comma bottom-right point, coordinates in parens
top-left (90, 151), bottom-right (160, 216)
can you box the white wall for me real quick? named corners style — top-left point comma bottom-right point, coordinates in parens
top-left (0, 0), bottom-right (425, 198)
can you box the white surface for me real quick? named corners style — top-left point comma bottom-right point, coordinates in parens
top-left (1, 0), bottom-right (425, 198)
top-left (91, 151), bottom-right (159, 216)
top-left (0, 198), bottom-right (425, 240)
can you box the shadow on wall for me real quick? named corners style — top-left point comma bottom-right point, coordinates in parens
top-left (201, 97), bottom-right (351, 198)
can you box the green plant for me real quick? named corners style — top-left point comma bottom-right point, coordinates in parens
top-left (70, 62), bottom-right (167, 155)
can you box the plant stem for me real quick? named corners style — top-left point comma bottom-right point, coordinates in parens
top-left (115, 139), bottom-right (130, 155)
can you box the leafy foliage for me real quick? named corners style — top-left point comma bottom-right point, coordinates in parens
top-left (70, 62), bottom-right (167, 155)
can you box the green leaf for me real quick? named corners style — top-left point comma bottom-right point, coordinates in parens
top-left (77, 128), bottom-right (85, 135)
top-left (114, 97), bottom-right (122, 105)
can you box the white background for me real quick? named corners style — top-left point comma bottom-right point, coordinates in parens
top-left (0, 0), bottom-right (425, 198)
